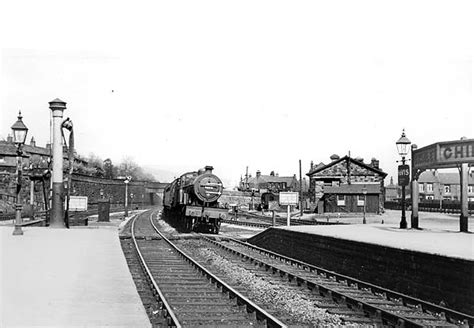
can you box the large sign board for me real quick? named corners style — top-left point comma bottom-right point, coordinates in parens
top-left (279, 192), bottom-right (299, 205)
top-left (68, 196), bottom-right (88, 211)
top-left (398, 165), bottom-right (410, 186)
top-left (413, 138), bottom-right (474, 170)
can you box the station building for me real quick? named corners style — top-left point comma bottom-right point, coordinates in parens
top-left (307, 154), bottom-right (387, 214)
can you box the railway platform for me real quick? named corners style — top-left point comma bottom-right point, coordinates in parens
top-left (0, 213), bottom-right (151, 328)
top-left (282, 218), bottom-right (474, 260)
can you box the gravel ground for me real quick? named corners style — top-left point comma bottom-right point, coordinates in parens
top-left (176, 240), bottom-right (374, 327)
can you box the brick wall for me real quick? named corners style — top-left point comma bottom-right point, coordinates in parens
top-left (248, 228), bottom-right (474, 315)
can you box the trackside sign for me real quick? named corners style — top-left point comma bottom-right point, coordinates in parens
top-left (68, 196), bottom-right (88, 211)
top-left (413, 138), bottom-right (474, 170)
top-left (279, 192), bottom-right (299, 205)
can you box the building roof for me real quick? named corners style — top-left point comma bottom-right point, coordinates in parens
top-left (324, 184), bottom-right (381, 194)
top-left (247, 174), bottom-right (296, 185)
top-left (22, 144), bottom-right (51, 156)
top-left (0, 141), bottom-right (18, 156)
top-left (418, 171), bottom-right (474, 184)
top-left (0, 140), bottom-right (83, 163)
top-left (307, 155), bottom-right (387, 178)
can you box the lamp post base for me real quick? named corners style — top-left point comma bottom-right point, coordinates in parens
top-left (399, 219), bottom-right (407, 229)
top-left (13, 225), bottom-right (23, 235)
top-left (460, 214), bottom-right (469, 232)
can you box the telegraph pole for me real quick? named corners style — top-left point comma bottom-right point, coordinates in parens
top-left (245, 166), bottom-right (248, 190)
top-left (299, 159), bottom-right (303, 216)
top-left (49, 98), bottom-right (67, 228)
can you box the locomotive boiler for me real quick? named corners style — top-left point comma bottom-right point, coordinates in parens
top-left (162, 166), bottom-right (228, 234)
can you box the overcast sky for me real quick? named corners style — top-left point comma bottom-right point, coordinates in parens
top-left (1, 0), bottom-right (473, 187)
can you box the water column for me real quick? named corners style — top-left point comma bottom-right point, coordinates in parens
top-left (49, 98), bottom-right (67, 228)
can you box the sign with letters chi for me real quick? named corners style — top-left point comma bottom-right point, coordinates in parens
top-left (398, 165), bottom-right (410, 186)
top-left (412, 138), bottom-right (474, 170)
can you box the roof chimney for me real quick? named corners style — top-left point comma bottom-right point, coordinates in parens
top-left (30, 136), bottom-right (36, 147)
top-left (256, 170), bottom-right (261, 178)
top-left (204, 165), bottom-right (213, 173)
top-left (371, 158), bottom-right (379, 169)
top-left (270, 171), bottom-right (275, 176)
top-left (7, 134), bottom-right (13, 143)
top-left (310, 161), bottom-right (314, 170)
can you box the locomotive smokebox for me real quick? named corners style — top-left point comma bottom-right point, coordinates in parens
top-left (204, 165), bottom-right (214, 173)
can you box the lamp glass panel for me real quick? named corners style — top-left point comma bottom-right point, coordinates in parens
top-left (397, 143), bottom-right (408, 156)
top-left (13, 130), bottom-right (27, 144)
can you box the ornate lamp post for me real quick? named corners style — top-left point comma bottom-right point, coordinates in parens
top-left (396, 129), bottom-right (411, 229)
top-left (362, 186), bottom-right (367, 224)
top-left (124, 176), bottom-right (131, 217)
top-left (11, 111), bottom-right (29, 235)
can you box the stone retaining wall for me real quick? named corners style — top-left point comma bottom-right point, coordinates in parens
top-left (70, 174), bottom-right (164, 206)
top-left (247, 228), bottom-right (474, 315)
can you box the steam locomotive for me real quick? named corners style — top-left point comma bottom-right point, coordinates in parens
top-left (162, 166), bottom-right (228, 234)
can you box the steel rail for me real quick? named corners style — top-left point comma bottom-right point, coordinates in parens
top-left (239, 211), bottom-right (346, 226)
top-left (131, 210), bottom-right (182, 328)
top-left (221, 218), bottom-right (271, 228)
top-left (149, 213), bottom-right (287, 328)
top-left (217, 236), bottom-right (473, 327)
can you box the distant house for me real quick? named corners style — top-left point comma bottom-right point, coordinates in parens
top-left (418, 170), bottom-right (474, 202)
top-left (240, 170), bottom-right (299, 193)
top-left (0, 136), bottom-right (88, 205)
top-left (384, 177), bottom-right (400, 201)
top-left (0, 136), bottom-right (86, 173)
top-left (306, 154), bottom-right (387, 214)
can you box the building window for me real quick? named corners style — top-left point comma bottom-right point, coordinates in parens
top-left (419, 184), bottom-right (424, 192)
top-left (357, 195), bottom-right (365, 206)
top-left (468, 185), bottom-right (473, 194)
top-left (426, 195), bottom-right (434, 200)
top-left (337, 195), bottom-right (345, 206)
top-left (444, 185), bottom-right (451, 194)
top-left (426, 183), bottom-right (433, 192)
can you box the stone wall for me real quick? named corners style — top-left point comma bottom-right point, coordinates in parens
top-left (248, 228), bottom-right (474, 315)
top-left (70, 174), bottom-right (164, 206)
top-left (0, 173), bottom-right (166, 213)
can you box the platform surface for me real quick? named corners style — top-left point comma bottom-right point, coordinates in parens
top-left (281, 210), bottom-right (474, 260)
top-left (0, 222), bottom-right (151, 327)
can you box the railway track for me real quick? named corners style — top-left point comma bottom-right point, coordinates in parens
top-left (121, 209), bottom-right (286, 327)
top-left (122, 209), bottom-right (473, 327)
top-left (222, 211), bottom-right (345, 229)
top-left (194, 236), bottom-right (473, 328)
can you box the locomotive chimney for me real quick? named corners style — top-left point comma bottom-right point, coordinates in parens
top-left (204, 165), bottom-right (213, 173)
